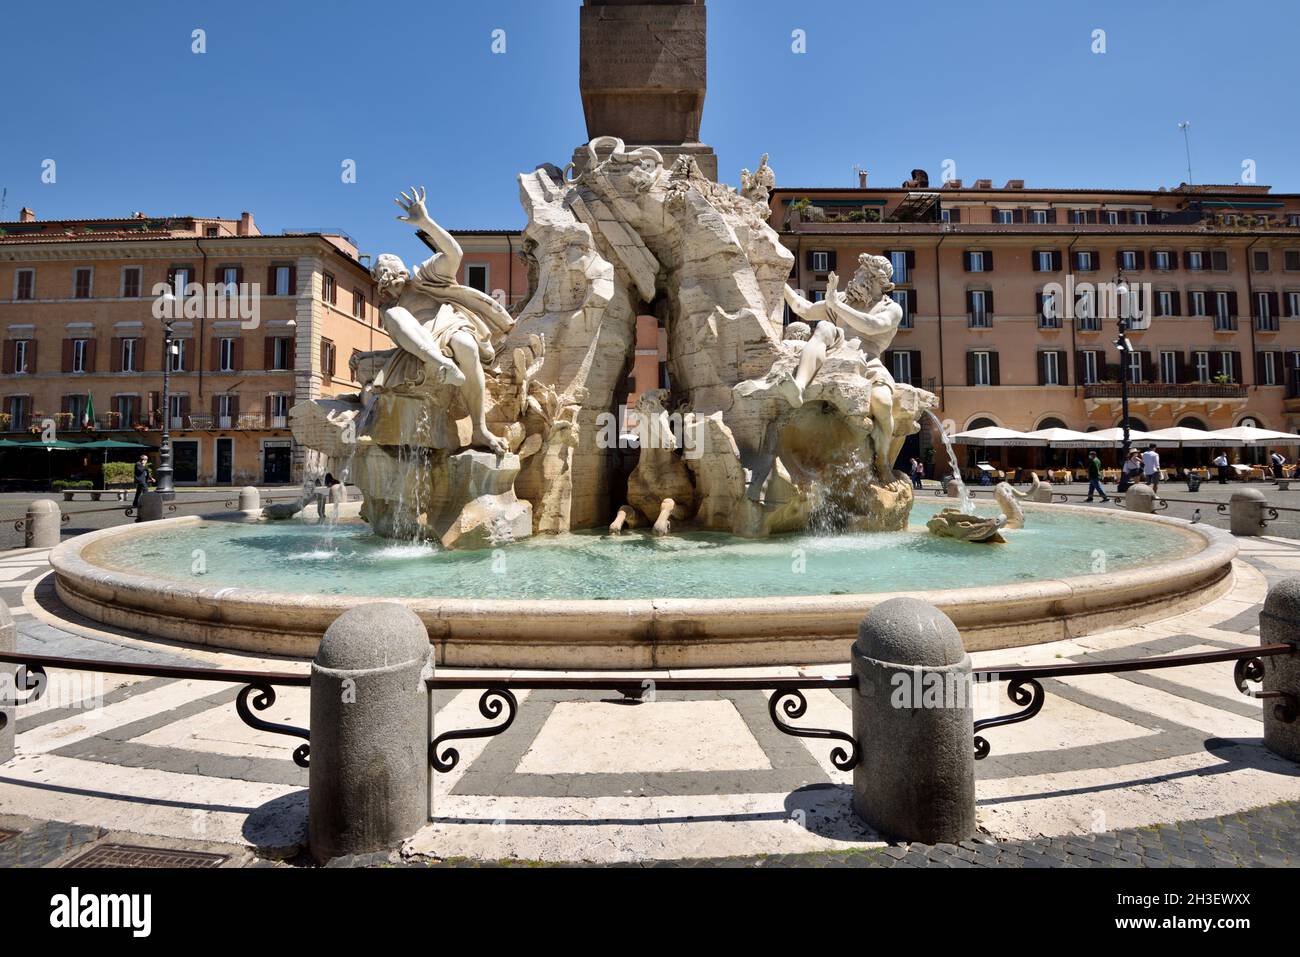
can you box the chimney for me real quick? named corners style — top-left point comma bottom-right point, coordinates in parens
top-left (19, 207), bottom-right (36, 222)
top-left (238, 211), bottom-right (256, 236)
top-left (974, 179), bottom-right (993, 189)
top-left (1004, 179), bottom-right (1025, 190)
top-left (858, 169), bottom-right (868, 188)
top-left (942, 179), bottom-right (963, 189)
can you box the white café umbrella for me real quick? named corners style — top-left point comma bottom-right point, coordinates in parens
top-left (1203, 425), bottom-right (1300, 448)
top-left (1142, 426), bottom-right (1219, 448)
top-left (1021, 427), bottom-right (1095, 448)
top-left (949, 426), bottom-right (1044, 446)
top-left (1070, 427), bottom-right (1154, 446)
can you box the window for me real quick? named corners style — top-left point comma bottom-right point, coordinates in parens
top-left (1081, 351), bottom-right (1099, 385)
top-left (1076, 288), bottom-right (1099, 330)
top-left (1034, 250), bottom-right (1056, 272)
top-left (219, 337), bottom-right (236, 372)
top-left (1289, 215), bottom-right (1300, 228)
top-left (966, 250), bottom-right (988, 272)
top-left (168, 394), bottom-right (186, 429)
top-left (169, 266), bottom-right (192, 294)
top-left (65, 394), bottom-right (85, 426)
top-left (972, 351), bottom-right (992, 386)
top-left (1031, 210), bottom-right (1048, 224)
top-left (1286, 251), bottom-right (1300, 272)
top-left (811, 289), bottom-right (826, 303)
top-left (1261, 351), bottom-right (1278, 386)
top-left (1128, 351), bottom-right (1143, 384)
top-left (940, 209), bottom-right (951, 223)
top-left (72, 339), bottom-right (89, 373)
top-left (321, 339), bottom-right (337, 379)
top-left (205, 226), bottom-right (220, 238)
top-left (1187, 250), bottom-right (1205, 271)
top-left (1288, 292), bottom-right (1300, 318)
top-left (465, 264), bottom-right (489, 293)
top-left (121, 337), bottom-right (138, 373)
top-left (1133, 211), bottom-right (1149, 225)
top-left (7, 395), bottom-right (30, 430)
top-left (1160, 351), bottom-right (1178, 384)
top-left (322, 272), bottom-right (337, 306)
top-left (996, 209), bottom-right (1013, 224)
top-left (1254, 251), bottom-right (1271, 273)
top-left (1071, 210), bottom-right (1087, 225)
top-left (1211, 250), bottom-right (1229, 271)
top-left (892, 351), bottom-right (912, 384)
top-left (811, 251), bottom-right (830, 273)
top-left (1153, 250), bottom-right (1173, 271)
top-left (273, 265), bottom-right (293, 296)
top-left (352, 289), bottom-right (367, 319)
top-left (1194, 351), bottom-right (1211, 383)
top-left (969, 290), bottom-right (991, 327)
top-left (220, 267), bottom-right (239, 295)
top-left (73, 268), bottom-right (92, 299)
top-left (270, 394), bottom-right (290, 426)
top-left (1106, 211), bottom-right (1120, 225)
top-left (1257, 292), bottom-right (1279, 331)
top-left (1220, 351), bottom-right (1236, 382)
top-left (270, 337), bottom-right (293, 370)
top-left (890, 289), bottom-right (913, 328)
top-left (1075, 250), bottom-right (1096, 271)
top-left (170, 338), bottom-right (187, 373)
top-left (888, 251), bottom-right (909, 284)
top-left (14, 269), bottom-right (34, 300)
top-left (1156, 290), bottom-right (1175, 317)
top-left (13, 339), bottom-right (30, 374)
top-left (1119, 250), bottom-right (1138, 271)
top-left (122, 267), bottom-right (142, 298)
top-left (216, 394), bottom-right (237, 427)
top-left (1041, 351), bottom-right (1060, 385)
top-left (1039, 290), bottom-right (1061, 328)
top-left (1213, 291), bottom-right (1235, 330)
top-left (115, 394), bottom-right (138, 427)
top-left (1189, 291), bottom-right (1207, 317)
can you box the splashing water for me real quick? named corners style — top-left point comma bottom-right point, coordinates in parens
top-left (806, 447), bottom-right (875, 535)
top-left (926, 411), bottom-right (976, 515)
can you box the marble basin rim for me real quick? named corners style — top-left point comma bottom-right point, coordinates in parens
top-left (48, 502), bottom-right (1238, 670)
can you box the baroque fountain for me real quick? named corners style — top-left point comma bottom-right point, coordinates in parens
top-left (48, 141), bottom-right (1238, 668)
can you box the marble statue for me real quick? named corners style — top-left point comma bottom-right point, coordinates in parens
top-left (289, 138), bottom-right (938, 546)
top-left (372, 187), bottom-right (514, 455)
top-left (927, 508), bottom-right (1008, 544)
top-left (993, 482), bottom-right (1026, 529)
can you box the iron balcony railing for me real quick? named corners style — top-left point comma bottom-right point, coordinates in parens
top-left (1084, 382), bottom-right (1248, 400)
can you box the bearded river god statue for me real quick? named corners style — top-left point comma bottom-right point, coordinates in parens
top-left (290, 141), bottom-right (938, 547)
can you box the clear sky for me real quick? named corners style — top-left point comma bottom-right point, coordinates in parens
top-left (2, 0), bottom-right (1295, 265)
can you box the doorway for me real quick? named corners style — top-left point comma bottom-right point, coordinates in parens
top-left (215, 438), bottom-right (233, 485)
top-left (263, 443), bottom-right (292, 484)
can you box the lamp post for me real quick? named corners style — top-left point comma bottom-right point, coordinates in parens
top-left (1112, 271), bottom-right (1134, 467)
top-left (155, 290), bottom-right (176, 497)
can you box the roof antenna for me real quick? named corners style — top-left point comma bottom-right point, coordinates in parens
top-left (1177, 121), bottom-right (1193, 186)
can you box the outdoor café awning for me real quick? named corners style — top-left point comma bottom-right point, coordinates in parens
top-left (1021, 427), bottom-right (1095, 447)
top-left (1201, 426), bottom-right (1300, 447)
top-left (949, 426), bottom-right (1043, 446)
top-left (1141, 427), bottom-right (1220, 448)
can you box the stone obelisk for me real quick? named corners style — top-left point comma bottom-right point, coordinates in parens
top-left (576, 0), bottom-right (717, 180)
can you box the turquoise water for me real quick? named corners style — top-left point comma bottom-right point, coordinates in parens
top-left (95, 502), bottom-right (1197, 601)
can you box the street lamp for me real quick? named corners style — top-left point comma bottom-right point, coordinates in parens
top-left (155, 289), bottom-right (177, 497)
top-left (1112, 271), bottom-right (1134, 467)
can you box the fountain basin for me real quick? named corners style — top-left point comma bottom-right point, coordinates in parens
top-left (48, 502), bottom-right (1237, 669)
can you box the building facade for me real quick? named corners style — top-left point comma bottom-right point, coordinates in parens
top-left (0, 209), bottom-right (385, 487)
top-left (773, 178), bottom-right (1300, 468)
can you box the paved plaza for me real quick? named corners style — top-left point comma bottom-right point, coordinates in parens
top-left (1, 520), bottom-right (1297, 866)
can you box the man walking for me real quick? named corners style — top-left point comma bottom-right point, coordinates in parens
top-left (1085, 451), bottom-right (1110, 502)
top-left (1213, 450), bottom-right (1229, 485)
top-left (1141, 444), bottom-right (1161, 492)
top-left (1271, 449), bottom-right (1286, 482)
top-left (132, 454), bottom-right (152, 507)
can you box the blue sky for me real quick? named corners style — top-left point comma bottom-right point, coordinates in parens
top-left (2, 0), bottom-right (1295, 265)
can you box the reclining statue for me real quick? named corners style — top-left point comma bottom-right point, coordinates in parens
top-left (368, 186), bottom-right (515, 454)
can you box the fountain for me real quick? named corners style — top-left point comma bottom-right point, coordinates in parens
top-left (46, 143), bottom-right (1239, 668)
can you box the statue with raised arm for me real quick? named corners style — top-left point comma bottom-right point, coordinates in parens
top-left (370, 186), bottom-right (514, 454)
top-left (736, 254), bottom-right (904, 479)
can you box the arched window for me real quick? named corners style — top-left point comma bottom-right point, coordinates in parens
top-left (1117, 416), bottom-right (1148, 433)
top-left (1177, 417), bottom-right (1208, 431)
top-left (967, 416), bottom-right (998, 430)
top-left (1037, 416), bottom-right (1069, 430)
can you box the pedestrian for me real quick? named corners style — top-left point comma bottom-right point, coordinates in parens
top-left (1141, 444), bottom-right (1162, 492)
top-left (317, 472), bottom-right (341, 519)
top-left (909, 457), bottom-right (923, 490)
top-left (132, 454), bottom-right (152, 508)
top-left (1213, 450), bottom-right (1230, 485)
top-left (1085, 450), bottom-right (1110, 502)
top-left (1119, 450), bottom-right (1141, 493)
top-left (1270, 449), bottom-right (1286, 481)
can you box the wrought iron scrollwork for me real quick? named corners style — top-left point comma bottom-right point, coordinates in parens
top-left (1234, 656), bottom-right (1298, 723)
top-left (973, 677), bottom-right (1045, 760)
top-left (1155, 498), bottom-right (1169, 511)
top-left (1216, 503), bottom-right (1229, 515)
top-left (235, 682), bottom-right (311, 767)
top-left (430, 687), bottom-right (517, 773)
top-left (1265, 507), bottom-right (1279, 526)
top-left (124, 507), bottom-right (135, 517)
top-left (0, 664), bottom-right (48, 731)
top-left (768, 688), bottom-right (860, 771)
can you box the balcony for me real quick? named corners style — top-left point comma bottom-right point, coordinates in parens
top-left (1085, 382), bottom-right (1247, 401)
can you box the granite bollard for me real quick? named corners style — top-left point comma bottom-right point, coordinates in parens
top-left (1125, 483), bottom-right (1156, 514)
top-left (238, 486), bottom-right (261, 512)
top-left (309, 602), bottom-right (432, 863)
top-left (1229, 487), bottom-right (1267, 536)
top-left (136, 490), bottom-right (164, 523)
top-left (1258, 579), bottom-right (1300, 763)
top-left (851, 597), bottom-right (976, 844)
top-left (24, 499), bottom-right (61, 548)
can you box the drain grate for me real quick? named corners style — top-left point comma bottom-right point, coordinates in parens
top-left (0, 830), bottom-right (18, 844)
top-left (64, 843), bottom-right (228, 868)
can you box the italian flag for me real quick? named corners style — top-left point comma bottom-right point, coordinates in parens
top-left (82, 393), bottom-right (94, 429)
